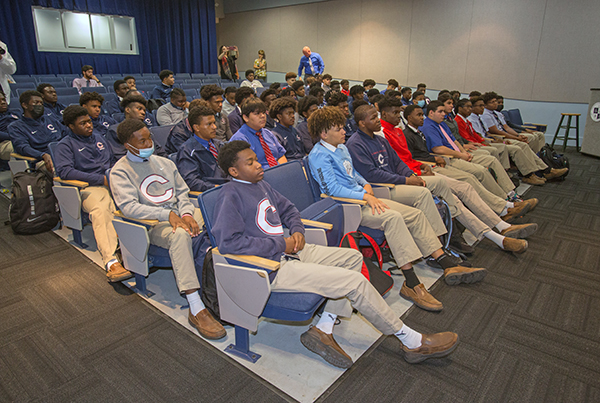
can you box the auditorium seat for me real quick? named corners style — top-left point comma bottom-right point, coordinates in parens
top-left (81, 87), bottom-right (108, 94)
top-left (54, 87), bottom-right (79, 96)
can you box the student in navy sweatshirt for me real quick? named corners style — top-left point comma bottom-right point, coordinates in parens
top-left (104, 80), bottom-right (129, 117)
top-left (269, 96), bottom-right (309, 161)
top-left (54, 105), bottom-right (130, 282)
top-left (212, 140), bottom-right (459, 368)
top-left (175, 104), bottom-right (227, 191)
top-left (228, 87), bottom-right (255, 135)
top-left (37, 83), bottom-right (67, 121)
top-left (164, 99), bottom-right (206, 154)
top-left (296, 95), bottom-right (319, 152)
top-left (79, 92), bottom-right (117, 137)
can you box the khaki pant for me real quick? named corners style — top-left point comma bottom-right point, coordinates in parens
top-left (148, 208), bottom-right (205, 292)
top-left (0, 140), bottom-right (12, 161)
top-left (360, 199), bottom-right (442, 268)
top-left (447, 158), bottom-right (506, 199)
top-left (81, 186), bottom-right (118, 267)
top-left (504, 140), bottom-right (547, 176)
top-left (520, 132), bottom-right (545, 153)
top-left (274, 244), bottom-right (404, 335)
top-left (487, 143), bottom-right (511, 169)
top-left (469, 152), bottom-right (515, 194)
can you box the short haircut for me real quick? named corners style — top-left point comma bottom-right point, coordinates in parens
top-left (298, 95), bottom-right (319, 116)
top-left (82, 65), bottom-right (93, 72)
top-left (188, 104), bottom-right (215, 126)
top-left (455, 98), bottom-right (471, 113)
top-left (170, 87), bottom-right (186, 98)
top-left (309, 81), bottom-right (322, 90)
top-left (308, 86), bottom-right (325, 97)
top-left (307, 106), bottom-right (346, 141)
top-left (438, 93), bottom-right (453, 104)
top-left (117, 118), bottom-right (146, 144)
top-left (62, 105), bottom-right (89, 127)
top-left (471, 96), bottom-right (484, 105)
top-left (224, 86), bottom-right (237, 95)
top-left (449, 90), bottom-right (461, 98)
top-left (411, 91), bottom-right (424, 100)
top-left (280, 87), bottom-right (295, 97)
top-left (354, 104), bottom-right (375, 124)
top-left (369, 93), bottom-right (385, 105)
top-left (79, 91), bottom-right (105, 106)
top-left (241, 98), bottom-right (267, 117)
top-left (19, 90), bottom-right (43, 105)
top-left (218, 140), bottom-right (252, 174)
top-left (366, 88), bottom-right (380, 98)
top-left (200, 84), bottom-right (224, 101)
top-left (362, 79), bottom-right (376, 88)
top-left (291, 80), bottom-right (305, 91)
top-left (327, 91), bottom-right (348, 107)
top-left (235, 87), bottom-right (255, 105)
top-left (245, 69), bottom-right (254, 78)
top-left (417, 83), bottom-right (427, 89)
top-left (482, 91), bottom-right (499, 104)
top-left (351, 99), bottom-right (368, 111)
top-left (322, 74), bottom-right (332, 80)
top-left (427, 100), bottom-right (444, 116)
top-left (121, 94), bottom-right (147, 110)
top-left (269, 96), bottom-right (297, 119)
top-left (404, 104), bottom-right (421, 118)
top-left (285, 72), bottom-right (297, 80)
top-left (36, 83), bottom-right (54, 94)
top-left (387, 79), bottom-right (399, 87)
top-left (124, 75), bottom-right (135, 82)
top-left (340, 79), bottom-right (349, 86)
top-left (305, 76), bottom-right (317, 85)
top-left (349, 85), bottom-right (364, 97)
top-left (113, 80), bottom-right (127, 92)
top-left (469, 91), bottom-right (481, 98)
top-left (159, 69), bottom-right (174, 81)
top-left (126, 89), bottom-right (141, 97)
top-left (438, 89), bottom-right (450, 97)
top-left (400, 87), bottom-right (412, 95)
top-left (330, 80), bottom-right (340, 88)
top-left (384, 90), bottom-right (401, 99)
top-left (189, 98), bottom-right (209, 111)
top-left (259, 89), bottom-right (277, 102)
top-left (378, 96), bottom-right (402, 112)
top-left (497, 95), bottom-right (504, 100)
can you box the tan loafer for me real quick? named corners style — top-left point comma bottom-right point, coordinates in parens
top-left (500, 223), bottom-right (538, 239)
top-left (443, 266), bottom-right (487, 286)
top-left (400, 282), bottom-right (443, 312)
top-left (188, 309), bottom-right (227, 340)
top-left (300, 326), bottom-right (353, 369)
top-left (106, 262), bottom-right (133, 283)
top-left (401, 332), bottom-right (459, 363)
top-left (501, 237), bottom-right (528, 253)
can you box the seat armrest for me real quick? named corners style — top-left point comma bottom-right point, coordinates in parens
top-left (213, 247), bottom-right (280, 272)
top-left (320, 194), bottom-right (367, 205)
top-left (371, 183), bottom-right (395, 188)
top-left (189, 191), bottom-right (202, 197)
top-left (300, 219), bottom-right (333, 230)
top-left (417, 160), bottom-right (436, 166)
top-left (10, 153), bottom-right (37, 162)
top-left (53, 177), bottom-right (89, 189)
top-left (114, 211), bottom-right (160, 226)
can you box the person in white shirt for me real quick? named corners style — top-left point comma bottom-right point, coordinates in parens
top-left (72, 65), bottom-right (103, 94)
top-left (0, 40), bottom-right (16, 104)
top-left (240, 69), bottom-right (264, 91)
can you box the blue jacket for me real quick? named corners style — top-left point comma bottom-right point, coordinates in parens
top-left (92, 115), bottom-right (117, 137)
top-left (271, 123), bottom-right (308, 161)
top-left (105, 123), bottom-right (168, 161)
top-left (346, 129), bottom-right (413, 185)
top-left (296, 120), bottom-right (315, 152)
top-left (165, 118), bottom-right (193, 154)
top-left (104, 97), bottom-right (123, 117)
top-left (298, 52), bottom-right (325, 76)
top-left (230, 124), bottom-right (286, 169)
top-left (8, 115), bottom-right (65, 159)
top-left (307, 140), bottom-right (368, 200)
top-left (0, 110), bottom-right (20, 142)
top-left (344, 118), bottom-right (358, 141)
top-left (54, 129), bottom-right (114, 186)
top-left (151, 83), bottom-right (173, 101)
top-left (228, 107), bottom-right (244, 135)
top-left (175, 135), bottom-right (227, 192)
top-left (43, 102), bottom-right (67, 121)
top-left (421, 117), bottom-right (456, 152)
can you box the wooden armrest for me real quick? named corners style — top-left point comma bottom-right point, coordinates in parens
top-left (417, 160), bottom-right (436, 166)
top-left (321, 194), bottom-right (367, 205)
top-left (371, 183), bottom-right (395, 188)
top-left (53, 177), bottom-right (89, 188)
top-left (301, 219), bottom-right (333, 230)
top-left (189, 191), bottom-right (202, 197)
top-left (431, 153), bottom-right (457, 159)
top-left (10, 153), bottom-right (37, 162)
top-left (524, 123), bottom-right (547, 128)
top-left (113, 211), bottom-right (160, 226)
top-left (213, 247), bottom-right (280, 271)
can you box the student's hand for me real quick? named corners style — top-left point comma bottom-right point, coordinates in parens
top-left (91, 75), bottom-right (100, 83)
top-left (103, 176), bottom-right (109, 188)
top-left (290, 232), bottom-right (306, 253)
top-left (434, 156), bottom-right (446, 167)
top-left (420, 164), bottom-right (434, 176)
top-left (518, 134), bottom-right (529, 142)
top-left (363, 194), bottom-right (389, 215)
top-left (182, 214), bottom-right (201, 237)
top-left (464, 143), bottom-right (477, 151)
top-left (169, 211), bottom-right (192, 235)
top-left (406, 175), bottom-right (426, 186)
top-left (363, 183), bottom-right (375, 196)
top-left (42, 153), bottom-right (54, 173)
top-left (284, 237), bottom-right (296, 254)
top-left (460, 152), bottom-right (473, 162)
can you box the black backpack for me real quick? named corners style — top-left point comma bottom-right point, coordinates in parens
top-left (8, 169), bottom-right (60, 235)
top-left (538, 144), bottom-right (570, 180)
top-left (200, 248), bottom-right (232, 326)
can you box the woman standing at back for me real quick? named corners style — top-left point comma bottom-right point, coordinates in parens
top-left (254, 50), bottom-right (267, 82)
top-left (218, 45), bottom-right (239, 80)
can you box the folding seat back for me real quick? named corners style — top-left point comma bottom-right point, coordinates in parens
top-left (149, 125), bottom-right (175, 148)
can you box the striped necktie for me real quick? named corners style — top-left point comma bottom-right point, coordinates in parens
top-left (439, 124), bottom-right (460, 151)
top-left (208, 142), bottom-right (219, 160)
top-left (257, 131), bottom-right (277, 167)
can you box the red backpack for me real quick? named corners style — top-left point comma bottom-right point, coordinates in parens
top-left (339, 231), bottom-right (394, 296)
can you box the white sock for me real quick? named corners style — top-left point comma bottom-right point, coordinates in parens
top-left (500, 202), bottom-right (515, 217)
top-left (395, 324), bottom-right (422, 349)
top-left (186, 291), bottom-right (206, 316)
top-left (105, 259), bottom-right (118, 271)
top-left (506, 201), bottom-right (515, 209)
top-left (495, 220), bottom-right (511, 232)
top-left (484, 230), bottom-right (505, 248)
top-left (316, 311), bottom-right (337, 334)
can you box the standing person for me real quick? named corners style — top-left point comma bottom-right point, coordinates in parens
top-left (298, 46), bottom-right (324, 79)
top-left (72, 65), bottom-right (103, 94)
top-left (218, 45), bottom-right (239, 80)
top-left (0, 40), bottom-right (16, 104)
top-left (254, 50), bottom-right (267, 81)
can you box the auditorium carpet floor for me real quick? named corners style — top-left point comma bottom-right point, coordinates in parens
top-left (1, 148), bottom-right (599, 402)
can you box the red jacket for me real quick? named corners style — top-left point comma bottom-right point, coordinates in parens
top-left (381, 120), bottom-right (423, 175)
top-left (455, 114), bottom-right (488, 145)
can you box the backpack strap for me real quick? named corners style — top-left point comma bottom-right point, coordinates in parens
top-left (359, 231), bottom-right (383, 269)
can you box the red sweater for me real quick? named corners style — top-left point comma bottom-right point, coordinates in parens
top-left (455, 114), bottom-right (488, 145)
top-left (381, 120), bottom-right (423, 175)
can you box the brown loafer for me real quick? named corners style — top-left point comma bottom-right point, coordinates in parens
top-left (443, 266), bottom-right (487, 286)
top-left (500, 223), bottom-right (538, 239)
top-left (401, 332), bottom-right (459, 363)
top-left (188, 309), bottom-right (227, 340)
top-left (106, 262), bottom-right (133, 283)
top-left (545, 167), bottom-right (568, 180)
top-left (501, 237), bottom-right (528, 253)
top-left (400, 282), bottom-right (443, 312)
top-left (522, 198), bottom-right (539, 212)
top-left (522, 175), bottom-right (545, 186)
top-left (502, 202), bottom-right (531, 223)
top-left (300, 326), bottom-right (353, 368)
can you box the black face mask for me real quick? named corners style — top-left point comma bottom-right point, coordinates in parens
top-left (496, 105), bottom-right (504, 112)
top-left (30, 105), bottom-right (45, 119)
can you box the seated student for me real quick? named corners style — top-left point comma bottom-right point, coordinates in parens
top-left (365, 103), bottom-right (537, 253)
top-left (151, 70), bottom-right (175, 101)
top-left (176, 105), bottom-right (227, 192)
top-left (304, 75), bottom-right (317, 92)
top-left (291, 80), bottom-right (305, 100)
top-left (366, 88), bottom-right (380, 100)
top-left (156, 88), bottom-right (189, 126)
top-left (280, 87), bottom-right (296, 98)
top-left (297, 95), bottom-right (320, 152)
top-left (230, 98), bottom-right (287, 169)
top-left (308, 86), bottom-right (325, 107)
top-left (348, 85), bottom-right (365, 113)
top-left (8, 90), bottom-right (65, 172)
top-left (321, 73), bottom-right (332, 92)
top-left (72, 65), bottom-right (103, 94)
top-left (469, 91), bottom-right (481, 101)
top-left (213, 140), bottom-right (459, 367)
top-left (53, 105), bottom-right (131, 281)
top-left (329, 80), bottom-right (341, 93)
top-left (269, 82), bottom-right (282, 96)
top-left (383, 89), bottom-right (407, 129)
top-left (400, 87), bottom-right (413, 106)
top-left (110, 119), bottom-right (224, 339)
top-left (0, 91), bottom-right (19, 162)
top-left (200, 85), bottom-right (233, 140)
top-left (105, 80), bottom-right (130, 116)
top-left (221, 86), bottom-right (237, 118)
top-left (411, 91), bottom-right (427, 109)
top-left (79, 91), bottom-right (117, 137)
top-left (472, 96), bottom-right (566, 184)
top-left (269, 97), bottom-right (309, 161)
top-left (123, 76), bottom-right (137, 90)
top-left (362, 79), bottom-right (376, 91)
top-left (308, 106), bottom-right (486, 312)
top-left (327, 91), bottom-right (357, 139)
top-left (259, 89), bottom-right (277, 130)
top-left (340, 80), bottom-right (350, 96)
top-left (240, 69), bottom-right (264, 90)
top-left (284, 72), bottom-right (297, 88)
top-left (421, 101), bottom-right (515, 199)
top-left (381, 79), bottom-right (399, 95)
top-left (37, 83), bottom-right (66, 120)
top-left (164, 99), bottom-right (206, 154)
top-left (449, 90), bottom-right (461, 104)
top-left (105, 95), bottom-right (165, 160)
top-left (416, 83), bottom-right (431, 104)
top-left (497, 95), bottom-right (547, 146)
top-left (481, 92), bottom-right (546, 153)
top-left (228, 87), bottom-right (255, 134)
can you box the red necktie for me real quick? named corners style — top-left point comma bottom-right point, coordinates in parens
top-left (208, 142), bottom-right (219, 160)
top-left (257, 131), bottom-right (277, 167)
